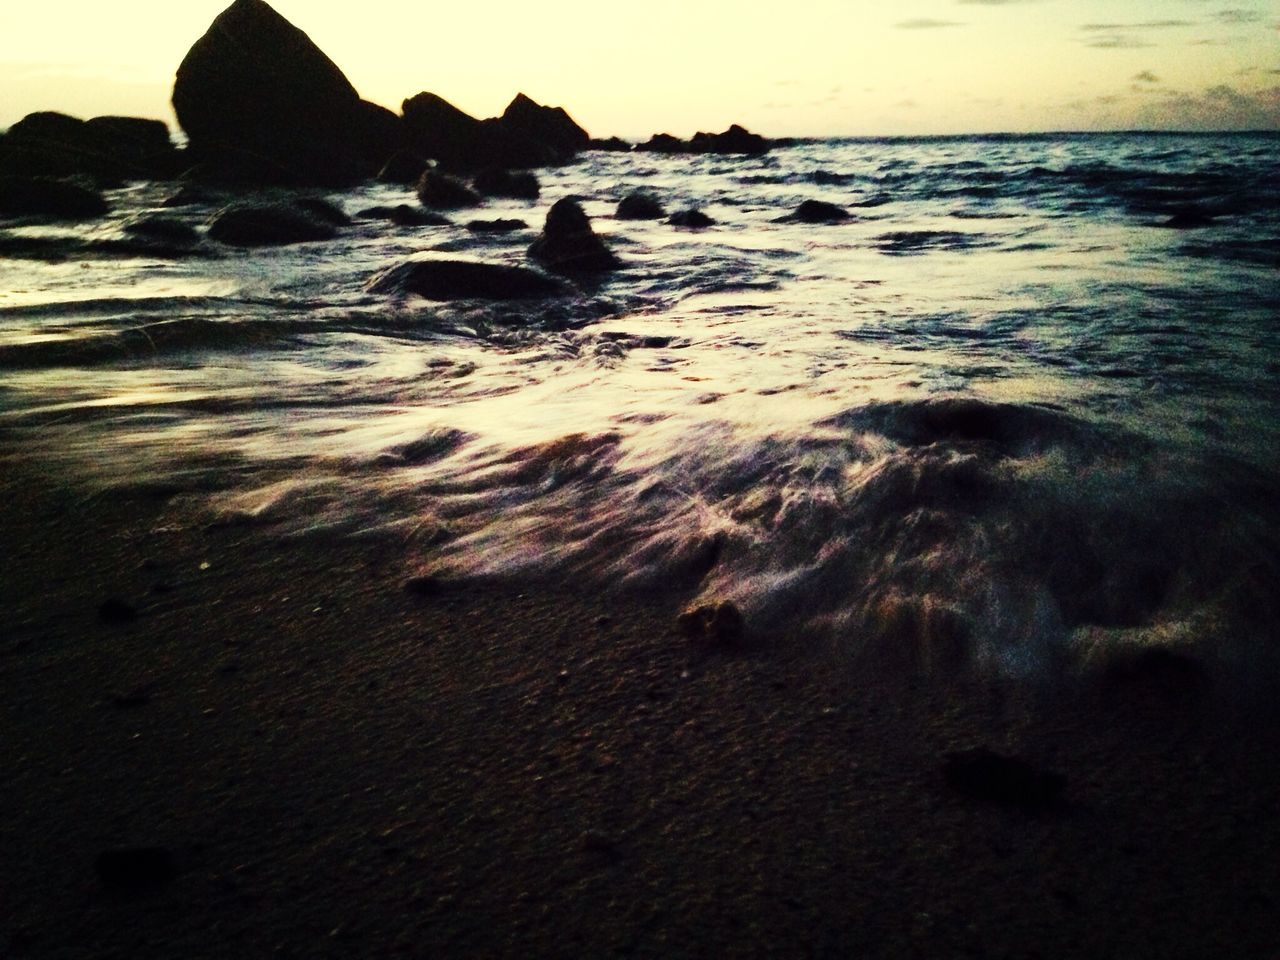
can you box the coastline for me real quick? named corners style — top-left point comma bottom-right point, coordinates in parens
top-left (2, 451), bottom-right (1278, 958)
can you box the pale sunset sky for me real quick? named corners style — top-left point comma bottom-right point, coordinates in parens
top-left (1, 0), bottom-right (1276, 136)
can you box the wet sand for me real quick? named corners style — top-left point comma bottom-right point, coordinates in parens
top-left (2, 453), bottom-right (1278, 959)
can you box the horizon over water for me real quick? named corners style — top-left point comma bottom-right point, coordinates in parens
top-left (2, 131), bottom-right (1278, 684)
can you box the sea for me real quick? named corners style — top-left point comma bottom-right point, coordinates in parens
top-left (2, 132), bottom-right (1278, 680)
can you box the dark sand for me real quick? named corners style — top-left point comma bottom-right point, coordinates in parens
top-left (2, 453), bottom-right (1278, 959)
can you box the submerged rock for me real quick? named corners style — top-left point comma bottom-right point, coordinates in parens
top-left (942, 748), bottom-right (1065, 812)
top-left (528, 198), bottom-right (619, 275)
top-left (668, 208), bottom-right (716, 228)
top-left (356, 205), bottom-right (450, 227)
top-left (465, 218), bottom-right (528, 233)
top-left (776, 199), bottom-right (850, 224)
top-left (0, 175), bottom-right (109, 220)
top-left (208, 199), bottom-right (341, 246)
top-left (368, 258), bottom-right (570, 301)
top-left (616, 191), bottom-right (666, 220)
top-left (173, 0), bottom-right (402, 185)
top-left (417, 170), bottom-right (482, 209)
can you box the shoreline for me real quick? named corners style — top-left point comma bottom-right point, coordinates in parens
top-left (3, 451), bottom-right (1278, 958)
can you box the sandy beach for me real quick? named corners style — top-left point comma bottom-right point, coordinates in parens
top-left (2, 450), bottom-right (1278, 959)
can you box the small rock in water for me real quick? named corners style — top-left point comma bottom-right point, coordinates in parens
top-left (98, 598), bottom-right (138, 625)
top-left (616, 191), bottom-right (666, 220)
top-left (527, 197), bottom-right (619, 275)
top-left (465, 218), bottom-right (528, 233)
top-left (207, 200), bottom-right (339, 246)
top-left (677, 601), bottom-right (745, 646)
top-left (356, 204), bottom-right (449, 227)
top-left (368, 258), bottom-right (569, 301)
top-left (776, 199), bottom-right (850, 224)
top-left (942, 748), bottom-right (1065, 812)
top-left (416, 170), bottom-right (482, 209)
top-left (472, 168), bottom-right (540, 200)
top-left (95, 846), bottom-right (177, 892)
top-left (667, 208), bottom-right (716, 228)
top-left (0, 175), bottom-right (109, 220)
top-left (122, 215), bottom-right (200, 244)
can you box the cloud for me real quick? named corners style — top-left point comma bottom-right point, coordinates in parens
top-left (895, 19), bottom-right (965, 29)
top-left (1079, 21), bottom-right (1195, 31)
top-left (1133, 71), bottom-right (1161, 83)
top-left (1214, 9), bottom-right (1263, 24)
top-left (956, 0), bottom-right (1038, 4)
top-left (1085, 36), bottom-right (1154, 49)
top-left (1135, 84), bottom-right (1280, 129)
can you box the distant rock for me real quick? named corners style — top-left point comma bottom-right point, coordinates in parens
top-left (356, 205), bottom-right (450, 227)
top-left (0, 175), bottom-right (109, 220)
top-left (0, 111), bottom-right (179, 181)
top-left (616, 192), bottom-right (666, 220)
top-left (942, 748), bottom-right (1065, 813)
top-left (775, 199), bottom-right (850, 224)
top-left (473, 168), bottom-right (540, 200)
top-left (668, 208), bottom-right (715, 228)
top-left (368, 258), bottom-right (570, 301)
top-left (377, 150), bottom-right (430, 185)
top-left (637, 133), bottom-right (688, 155)
top-left (465, 219), bottom-right (528, 233)
top-left (208, 199), bottom-right (341, 246)
top-left (499, 93), bottom-right (590, 158)
top-left (590, 137), bottom-right (633, 153)
top-left (417, 170), bottom-right (482, 209)
top-left (402, 92), bottom-right (494, 172)
top-left (172, 0), bottom-right (403, 185)
top-left (528, 198), bottom-right (619, 275)
top-left (691, 124), bottom-right (770, 155)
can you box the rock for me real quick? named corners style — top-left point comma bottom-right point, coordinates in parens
top-left (527, 198), bottom-right (619, 275)
top-left (677, 601), bottom-right (745, 646)
top-left (616, 192), bottom-right (666, 220)
top-left (377, 150), bottom-right (430, 185)
top-left (123, 216), bottom-right (201, 245)
top-left (590, 137), bottom-right (633, 152)
top-left (637, 133), bottom-right (688, 154)
top-left (942, 748), bottom-right (1065, 812)
top-left (356, 205), bottom-right (450, 227)
top-left (208, 199), bottom-right (340, 246)
top-left (0, 111), bottom-right (179, 181)
top-left (95, 847), bottom-right (177, 892)
top-left (668, 208), bottom-right (715, 228)
top-left (368, 258), bottom-right (571, 301)
top-left (173, 0), bottom-right (403, 185)
top-left (0, 176), bottom-right (109, 220)
top-left (417, 171), bottom-right (482, 209)
top-left (402, 92), bottom-right (559, 173)
top-left (97, 598), bottom-right (139, 625)
top-left (690, 124), bottom-right (770, 155)
top-left (1158, 208), bottom-right (1217, 230)
top-left (293, 196), bottom-right (350, 226)
top-left (776, 199), bottom-right (850, 224)
top-left (465, 219), bottom-right (528, 233)
top-left (473, 168), bottom-right (540, 200)
top-left (497, 93), bottom-right (590, 159)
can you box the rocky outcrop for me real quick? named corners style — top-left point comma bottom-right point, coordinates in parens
top-left (590, 137), bottom-right (633, 152)
top-left (499, 93), bottom-right (589, 158)
top-left (368, 258), bottom-right (570, 300)
top-left (207, 198), bottom-right (342, 246)
top-left (637, 125), bottom-right (771, 156)
top-left (616, 192), bottom-right (666, 220)
top-left (0, 175), bottom-right (109, 220)
top-left (172, 0), bottom-right (402, 185)
top-left (0, 111), bottom-right (179, 181)
top-left (637, 133), bottom-right (687, 155)
top-left (527, 198), bottom-right (619, 275)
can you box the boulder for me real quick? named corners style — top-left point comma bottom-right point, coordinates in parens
top-left (590, 137), bottom-right (633, 152)
top-left (417, 171), bottom-right (482, 209)
top-left (637, 133), bottom-right (688, 154)
top-left (616, 192), bottom-right (666, 220)
top-left (172, 0), bottom-right (402, 185)
top-left (465, 219), bottom-right (528, 233)
top-left (207, 199), bottom-right (341, 246)
top-left (775, 199), bottom-right (850, 224)
top-left (0, 175), bottom-right (109, 220)
top-left (528, 198), bottom-right (619, 275)
top-left (668, 208), bottom-right (715, 228)
top-left (122, 216), bottom-right (201, 245)
top-left (473, 168), bottom-right (540, 200)
top-left (691, 124), bottom-right (770, 155)
top-left (402, 92), bottom-right (491, 172)
top-left (497, 93), bottom-right (589, 159)
top-left (368, 258), bottom-right (570, 301)
top-left (0, 111), bottom-right (179, 181)
top-left (377, 150), bottom-right (430, 185)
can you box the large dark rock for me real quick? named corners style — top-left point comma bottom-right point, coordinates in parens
top-left (498, 93), bottom-right (589, 158)
top-left (173, 0), bottom-right (402, 185)
top-left (416, 171), bottom-right (482, 209)
top-left (473, 168), bottom-right (540, 200)
top-left (616, 192), bottom-right (666, 220)
top-left (0, 175), bottom-right (109, 220)
top-left (0, 111), bottom-right (179, 181)
top-left (207, 199), bottom-right (341, 246)
top-left (368, 258), bottom-right (570, 301)
top-left (528, 198), bottom-right (619, 275)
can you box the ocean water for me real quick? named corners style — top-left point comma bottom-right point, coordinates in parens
top-left (2, 132), bottom-right (1278, 679)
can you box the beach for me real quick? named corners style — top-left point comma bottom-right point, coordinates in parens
top-left (3, 450), bottom-right (1278, 959)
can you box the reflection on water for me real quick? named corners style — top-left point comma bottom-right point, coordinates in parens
top-left (2, 133), bottom-right (1278, 678)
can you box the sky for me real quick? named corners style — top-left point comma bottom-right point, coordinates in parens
top-left (0, 0), bottom-right (1276, 137)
